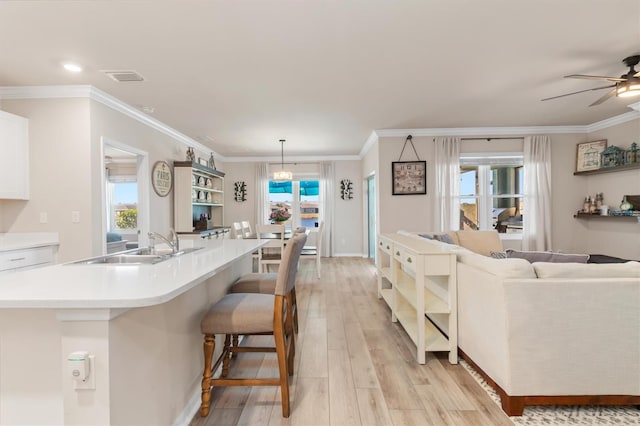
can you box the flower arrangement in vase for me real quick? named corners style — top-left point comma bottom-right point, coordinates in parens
top-left (269, 206), bottom-right (291, 223)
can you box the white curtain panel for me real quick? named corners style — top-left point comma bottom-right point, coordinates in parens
top-left (319, 161), bottom-right (334, 257)
top-left (255, 162), bottom-right (270, 226)
top-left (434, 137), bottom-right (461, 232)
top-left (523, 135), bottom-right (552, 251)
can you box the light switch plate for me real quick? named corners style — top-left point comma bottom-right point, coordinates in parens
top-left (71, 211), bottom-right (80, 223)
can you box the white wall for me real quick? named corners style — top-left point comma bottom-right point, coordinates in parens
top-left (373, 130), bottom-right (640, 260)
top-left (377, 135), bottom-right (434, 233)
top-left (0, 98), bottom-right (93, 262)
top-left (0, 98), bottom-right (224, 262)
top-left (334, 160), bottom-right (362, 256)
top-left (223, 160), bottom-right (364, 256)
top-left (580, 119), bottom-right (640, 259)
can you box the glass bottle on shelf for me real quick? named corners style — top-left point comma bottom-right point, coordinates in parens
top-left (620, 196), bottom-right (632, 211)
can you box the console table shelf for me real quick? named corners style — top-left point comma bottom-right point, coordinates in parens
top-left (376, 233), bottom-right (457, 364)
top-left (573, 162), bottom-right (640, 176)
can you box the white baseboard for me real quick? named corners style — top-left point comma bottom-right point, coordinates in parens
top-left (332, 252), bottom-right (365, 257)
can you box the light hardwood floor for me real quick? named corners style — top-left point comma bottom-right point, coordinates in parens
top-left (190, 257), bottom-right (513, 426)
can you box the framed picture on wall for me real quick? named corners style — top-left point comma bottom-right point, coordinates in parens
top-left (575, 139), bottom-right (607, 172)
top-left (392, 161), bottom-right (426, 195)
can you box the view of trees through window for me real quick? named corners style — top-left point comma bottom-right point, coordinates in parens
top-left (110, 181), bottom-right (138, 231)
top-left (460, 164), bottom-right (523, 233)
top-left (268, 180), bottom-right (320, 229)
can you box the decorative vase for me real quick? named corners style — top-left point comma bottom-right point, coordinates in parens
top-left (620, 196), bottom-right (632, 211)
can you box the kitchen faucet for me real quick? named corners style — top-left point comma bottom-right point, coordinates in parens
top-left (148, 229), bottom-right (180, 254)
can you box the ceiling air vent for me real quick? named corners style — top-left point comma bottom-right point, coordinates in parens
top-left (101, 70), bottom-right (145, 82)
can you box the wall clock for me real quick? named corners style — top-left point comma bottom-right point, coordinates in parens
top-left (151, 160), bottom-right (173, 197)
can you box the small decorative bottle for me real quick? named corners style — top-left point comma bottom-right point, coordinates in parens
top-left (620, 196), bottom-right (632, 211)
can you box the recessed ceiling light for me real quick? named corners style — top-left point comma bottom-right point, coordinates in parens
top-left (63, 63), bottom-right (83, 73)
top-left (141, 106), bottom-right (155, 114)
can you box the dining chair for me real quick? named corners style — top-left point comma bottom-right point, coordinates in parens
top-left (199, 233), bottom-right (306, 418)
top-left (241, 220), bottom-right (253, 238)
top-left (300, 221), bottom-right (323, 278)
top-left (256, 223), bottom-right (285, 273)
top-left (231, 222), bottom-right (244, 239)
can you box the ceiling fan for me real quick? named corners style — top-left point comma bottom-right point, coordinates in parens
top-left (542, 55), bottom-right (640, 106)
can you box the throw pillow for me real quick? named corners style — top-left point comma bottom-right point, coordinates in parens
top-left (505, 249), bottom-right (589, 264)
top-left (433, 234), bottom-right (454, 244)
top-left (456, 230), bottom-right (503, 257)
top-left (490, 250), bottom-right (507, 259)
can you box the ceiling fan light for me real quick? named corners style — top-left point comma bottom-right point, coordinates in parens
top-left (617, 81), bottom-right (640, 97)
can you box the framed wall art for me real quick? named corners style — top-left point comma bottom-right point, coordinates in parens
top-left (392, 161), bottom-right (426, 195)
top-left (151, 160), bottom-right (173, 197)
top-left (575, 139), bottom-right (607, 172)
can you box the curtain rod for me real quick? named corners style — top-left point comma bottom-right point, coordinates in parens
top-left (432, 137), bottom-right (524, 142)
top-left (461, 137), bottom-right (524, 141)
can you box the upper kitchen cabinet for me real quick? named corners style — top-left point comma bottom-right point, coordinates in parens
top-left (0, 110), bottom-right (29, 199)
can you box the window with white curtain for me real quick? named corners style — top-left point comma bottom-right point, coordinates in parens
top-left (459, 153), bottom-right (524, 233)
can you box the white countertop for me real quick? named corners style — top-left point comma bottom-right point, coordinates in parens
top-left (0, 232), bottom-right (60, 252)
top-left (0, 238), bottom-right (264, 309)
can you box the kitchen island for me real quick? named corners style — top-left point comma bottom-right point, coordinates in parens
top-left (0, 238), bottom-right (265, 426)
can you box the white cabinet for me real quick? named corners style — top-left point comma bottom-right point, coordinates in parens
top-left (173, 161), bottom-right (225, 233)
top-left (0, 246), bottom-right (57, 273)
top-left (0, 110), bottom-right (29, 199)
top-left (377, 233), bottom-right (457, 364)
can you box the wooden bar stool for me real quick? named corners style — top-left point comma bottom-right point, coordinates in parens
top-left (199, 233), bottom-right (307, 418)
top-left (228, 227), bottom-right (307, 333)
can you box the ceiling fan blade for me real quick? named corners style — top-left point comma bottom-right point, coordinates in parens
top-left (588, 87), bottom-right (617, 106)
top-left (541, 84), bottom-right (615, 102)
top-left (565, 74), bottom-right (626, 82)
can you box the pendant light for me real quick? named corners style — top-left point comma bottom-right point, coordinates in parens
top-left (273, 139), bottom-right (293, 181)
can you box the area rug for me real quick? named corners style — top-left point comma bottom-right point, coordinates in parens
top-left (460, 360), bottom-right (640, 425)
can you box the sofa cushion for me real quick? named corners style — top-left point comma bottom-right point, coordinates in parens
top-left (458, 252), bottom-right (537, 278)
top-left (533, 261), bottom-right (640, 279)
top-left (456, 230), bottom-right (503, 256)
top-left (506, 249), bottom-right (589, 264)
top-left (433, 233), bottom-right (455, 244)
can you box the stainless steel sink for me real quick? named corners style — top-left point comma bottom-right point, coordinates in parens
top-left (67, 246), bottom-right (204, 265)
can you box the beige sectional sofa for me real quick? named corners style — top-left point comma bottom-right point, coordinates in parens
top-left (400, 230), bottom-right (640, 415)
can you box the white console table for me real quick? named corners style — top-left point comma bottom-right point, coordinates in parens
top-left (377, 233), bottom-right (457, 364)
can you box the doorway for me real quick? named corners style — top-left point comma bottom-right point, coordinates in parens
top-left (101, 137), bottom-right (150, 254)
top-left (366, 174), bottom-right (376, 260)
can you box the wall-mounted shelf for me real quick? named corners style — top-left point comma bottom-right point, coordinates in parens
top-left (573, 162), bottom-right (640, 176)
top-left (574, 212), bottom-right (639, 221)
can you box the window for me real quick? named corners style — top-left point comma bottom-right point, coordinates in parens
top-left (268, 180), bottom-right (320, 229)
top-left (106, 178), bottom-right (138, 232)
top-left (459, 154), bottom-right (523, 234)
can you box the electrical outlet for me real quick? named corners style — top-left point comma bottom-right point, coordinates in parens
top-left (71, 211), bottom-right (80, 223)
top-left (39, 212), bottom-right (48, 223)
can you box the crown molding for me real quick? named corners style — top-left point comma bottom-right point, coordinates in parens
top-left (223, 155), bottom-right (360, 163)
top-left (0, 85), bottom-right (224, 161)
top-left (628, 101), bottom-right (640, 112)
top-left (2, 85), bottom-right (639, 162)
top-left (358, 131), bottom-right (379, 158)
top-left (375, 125), bottom-right (586, 138)
top-left (586, 110), bottom-right (640, 132)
